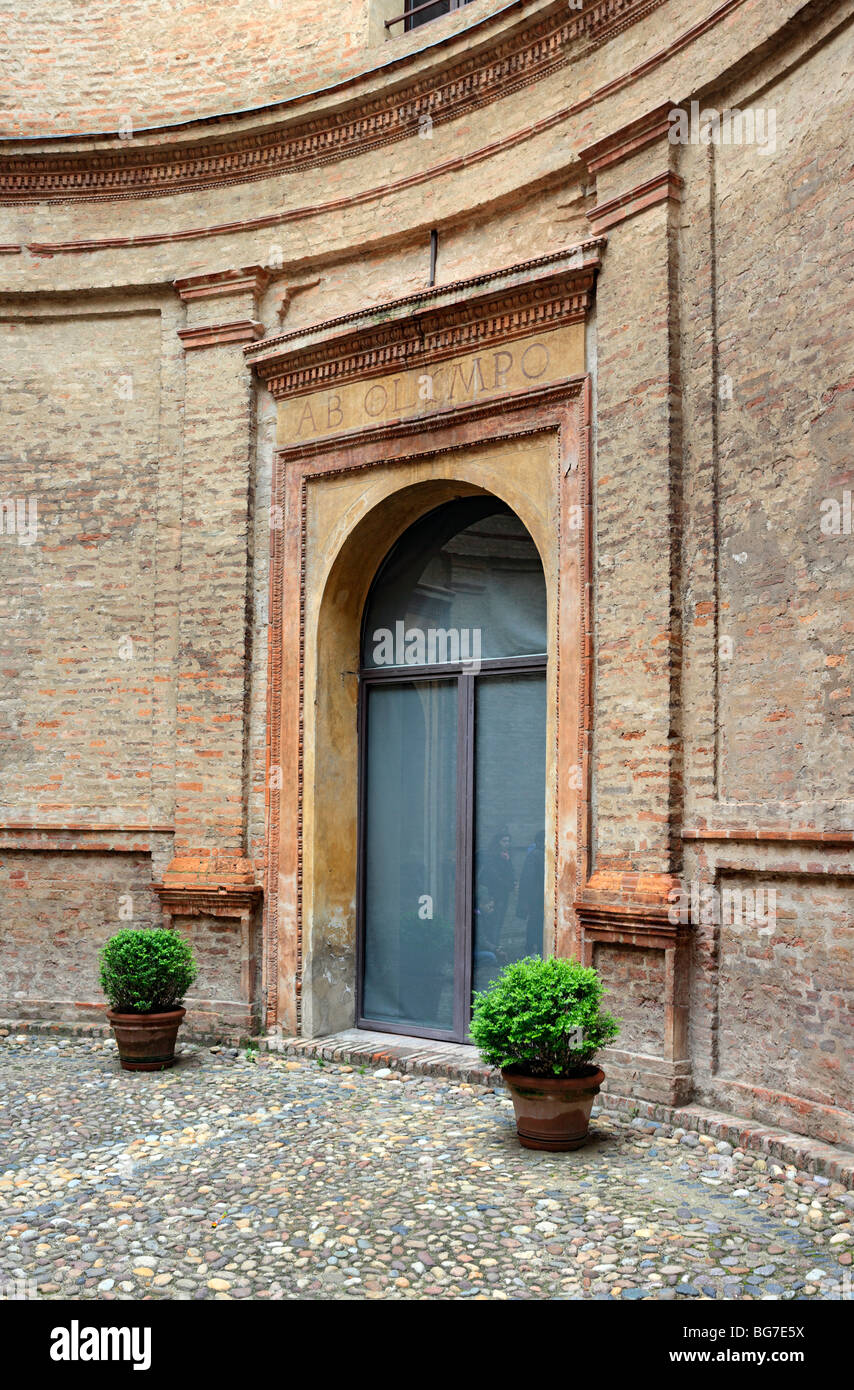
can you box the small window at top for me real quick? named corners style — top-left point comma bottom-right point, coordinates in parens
top-left (405, 0), bottom-right (475, 34)
top-left (362, 497), bottom-right (548, 670)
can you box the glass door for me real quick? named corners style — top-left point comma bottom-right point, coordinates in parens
top-left (472, 672), bottom-right (547, 997)
top-left (361, 679), bottom-right (460, 1036)
top-left (357, 497), bottom-right (548, 1042)
top-left (359, 666), bottom-right (546, 1040)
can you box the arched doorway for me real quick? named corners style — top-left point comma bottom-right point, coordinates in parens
top-left (357, 497), bottom-right (548, 1041)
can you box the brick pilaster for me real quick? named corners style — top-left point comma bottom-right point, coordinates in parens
top-left (159, 266), bottom-right (275, 888)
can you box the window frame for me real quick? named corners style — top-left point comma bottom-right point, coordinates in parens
top-left (400, 0), bottom-right (469, 36)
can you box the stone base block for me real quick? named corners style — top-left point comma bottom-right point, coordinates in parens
top-left (599, 1047), bottom-right (693, 1107)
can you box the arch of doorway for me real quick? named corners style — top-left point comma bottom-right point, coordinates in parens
top-left (289, 444), bottom-right (564, 1039)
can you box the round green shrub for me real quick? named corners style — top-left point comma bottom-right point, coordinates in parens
top-left (470, 955), bottom-right (620, 1077)
top-left (99, 928), bottom-right (198, 1014)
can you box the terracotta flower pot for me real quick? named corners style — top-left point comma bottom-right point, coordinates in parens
top-left (106, 1008), bottom-right (186, 1072)
top-left (501, 1066), bottom-right (605, 1151)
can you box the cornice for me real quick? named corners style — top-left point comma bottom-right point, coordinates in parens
top-left (174, 265), bottom-right (277, 302)
top-left (587, 169), bottom-right (682, 234)
top-left (579, 100), bottom-right (676, 171)
top-left (154, 886), bottom-right (262, 916)
top-left (178, 320), bottom-right (265, 350)
top-left (248, 245), bottom-right (600, 398)
top-left (0, 0), bottom-right (670, 204)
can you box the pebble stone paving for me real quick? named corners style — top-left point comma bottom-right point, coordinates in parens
top-left (1, 1034), bottom-right (852, 1302)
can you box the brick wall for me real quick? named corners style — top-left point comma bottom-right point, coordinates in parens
top-left (712, 34), bottom-right (854, 805)
top-left (0, 0), bottom-right (851, 1143)
top-left (593, 942), bottom-right (666, 1055)
top-left (715, 877), bottom-right (852, 1111)
top-left (0, 0), bottom-right (506, 137)
top-left (674, 10), bottom-right (854, 1144)
top-left (0, 850), bottom-right (158, 1017)
top-left (0, 310), bottom-right (164, 822)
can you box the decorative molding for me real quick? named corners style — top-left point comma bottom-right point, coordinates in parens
top-left (154, 887), bottom-right (261, 916)
top-left (0, 0), bottom-right (674, 204)
top-left (174, 265), bottom-right (277, 302)
top-left (579, 100), bottom-right (676, 172)
top-left (575, 372), bottom-right (594, 904)
top-left (574, 901), bottom-right (683, 947)
top-left (263, 444), bottom-right (286, 1030)
top-left (587, 170), bottom-right (683, 235)
top-left (21, 131), bottom-right (583, 255)
top-left (178, 319), bottom-right (265, 350)
top-left (248, 247), bottom-right (600, 398)
top-left (248, 245), bottom-right (600, 361)
top-left (0, 821), bottom-right (173, 833)
top-left (683, 827), bottom-right (854, 846)
top-left (14, 0), bottom-right (756, 253)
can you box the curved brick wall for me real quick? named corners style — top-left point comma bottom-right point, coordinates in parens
top-left (1, 0), bottom-right (852, 1150)
top-left (0, 0), bottom-right (504, 138)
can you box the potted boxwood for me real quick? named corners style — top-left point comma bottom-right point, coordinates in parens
top-left (99, 927), bottom-right (198, 1071)
top-left (470, 955), bottom-right (620, 1151)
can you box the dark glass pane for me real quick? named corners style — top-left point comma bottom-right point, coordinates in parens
top-left (362, 680), bottom-right (457, 1031)
top-left (472, 673), bottom-right (547, 996)
top-left (406, 0), bottom-right (452, 31)
top-left (362, 498), bottom-right (547, 669)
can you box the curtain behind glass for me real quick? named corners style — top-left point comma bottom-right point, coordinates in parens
top-left (362, 681), bottom-right (457, 1031)
top-left (472, 673), bottom-right (547, 996)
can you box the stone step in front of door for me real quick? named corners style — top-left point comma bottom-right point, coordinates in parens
top-left (266, 1028), bottom-right (500, 1086)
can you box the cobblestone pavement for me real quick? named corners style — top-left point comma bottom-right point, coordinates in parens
top-left (1, 1036), bottom-right (852, 1301)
